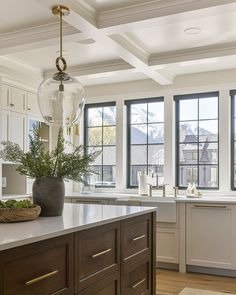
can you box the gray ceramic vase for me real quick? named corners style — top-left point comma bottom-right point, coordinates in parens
top-left (32, 176), bottom-right (65, 217)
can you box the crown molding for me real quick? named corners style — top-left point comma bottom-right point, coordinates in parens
top-left (149, 42), bottom-right (236, 66)
top-left (43, 59), bottom-right (134, 78)
top-left (98, 0), bottom-right (236, 33)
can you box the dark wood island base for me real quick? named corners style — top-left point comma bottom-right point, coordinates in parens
top-left (0, 212), bottom-right (156, 295)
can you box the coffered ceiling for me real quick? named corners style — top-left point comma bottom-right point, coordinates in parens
top-left (1, 0), bottom-right (236, 87)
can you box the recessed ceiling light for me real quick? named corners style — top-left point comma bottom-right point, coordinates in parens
top-left (184, 27), bottom-right (201, 35)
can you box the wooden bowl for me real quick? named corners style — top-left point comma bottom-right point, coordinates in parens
top-left (0, 205), bottom-right (41, 223)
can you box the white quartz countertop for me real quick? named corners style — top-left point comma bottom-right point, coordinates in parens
top-left (0, 203), bottom-right (156, 252)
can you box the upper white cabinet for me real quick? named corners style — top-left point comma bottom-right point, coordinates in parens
top-left (27, 92), bottom-right (40, 115)
top-left (186, 203), bottom-right (236, 270)
top-left (1, 84), bottom-right (26, 113)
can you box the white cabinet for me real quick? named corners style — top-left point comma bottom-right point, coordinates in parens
top-left (10, 112), bottom-right (26, 150)
top-left (156, 227), bottom-right (179, 264)
top-left (1, 109), bottom-right (26, 150)
top-left (1, 84), bottom-right (26, 112)
top-left (27, 92), bottom-right (40, 115)
top-left (186, 203), bottom-right (236, 270)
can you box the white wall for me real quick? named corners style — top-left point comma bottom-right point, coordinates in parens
top-left (83, 68), bottom-right (236, 195)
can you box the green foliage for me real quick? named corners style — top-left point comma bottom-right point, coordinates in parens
top-left (0, 199), bottom-right (34, 209)
top-left (0, 126), bottom-right (98, 182)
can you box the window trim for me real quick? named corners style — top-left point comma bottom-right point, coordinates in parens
top-left (174, 91), bottom-right (220, 190)
top-left (125, 97), bottom-right (164, 188)
top-left (230, 90), bottom-right (236, 191)
top-left (84, 101), bottom-right (116, 188)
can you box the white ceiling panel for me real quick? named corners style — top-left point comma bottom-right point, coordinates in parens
top-left (6, 42), bottom-right (119, 70)
top-left (129, 10), bottom-right (236, 54)
top-left (84, 0), bottom-right (150, 11)
top-left (0, 0), bottom-right (54, 33)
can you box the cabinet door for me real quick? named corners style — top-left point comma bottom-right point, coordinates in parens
top-left (1, 84), bottom-right (11, 108)
top-left (27, 92), bottom-right (40, 114)
top-left (186, 203), bottom-right (236, 269)
top-left (11, 87), bottom-right (26, 112)
top-left (1, 110), bottom-right (10, 142)
top-left (10, 112), bottom-right (26, 150)
top-left (156, 228), bottom-right (179, 264)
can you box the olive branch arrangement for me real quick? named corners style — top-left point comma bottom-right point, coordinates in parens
top-left (0, 126), bottom-right (98, 182)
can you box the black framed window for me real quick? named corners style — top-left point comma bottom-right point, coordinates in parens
top-left (230, 90), bottom-right (236, 190)
top-left (175, 92), bottom-right (219, 189)
top-left (125, 97), bottom-right (164, 188)
top-left (84, 102), bottom-right (116, 188)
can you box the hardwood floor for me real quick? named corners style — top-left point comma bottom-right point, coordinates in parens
top-left (156, 269), bottom-right (236, 295)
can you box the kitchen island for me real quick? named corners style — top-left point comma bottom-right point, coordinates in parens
top-left (0, 203), bottom-right (157, 295)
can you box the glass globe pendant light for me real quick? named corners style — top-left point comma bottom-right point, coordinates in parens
top-left (37, 5), bottom-right (85, 127)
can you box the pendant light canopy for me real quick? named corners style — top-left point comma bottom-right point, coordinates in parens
top-left (37, 5), bottom-right (85, 127)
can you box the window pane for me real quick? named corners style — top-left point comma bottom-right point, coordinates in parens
top-left (88, 108), bottom-right (102, 126)
top-left (103, 166), bottom-right (116, 185)
top-left (103, 146), bottom-right (116, 165)
top-left (130, 165), bottom-right (147, 186)
top-left (87, 147), bottom-right (102, 165)
top-left (234, 119), bottom-right (236, 138)
top-left (179, 121), bottom-right (198, 143)
top-left (131, 145), bottom-right (147, 165)
top-left (179, 143), bottom-right (198, 165)
top-left (179, 166), bottom-right (198, 187)
top-left (131, 125), bottom-right (147, 144)
top-left (86, 165), bottom-right (102, 186)
top-left (148, 102), bottom-right (164, 123)
top-left (87, 127), bottom-right (102, 146)
top-left (148, 123), bottom-right (164, 144)
top-left (199, 120), bottom-right (218, 142)
top-left (199, 165), bottom-right (218, 188)
top-left (131, 103), bottom-right (147, 124)
top-left (148, 145), bottom-right (164, 165)
top-left (103, 106), bottom-right (116, 126)
top-left (199, 142), bottom-right (218, 164)
top-left (179, 99), bottom-right (198, 121)
top-left (199, 97), bottom-right (218, 120)
top-left (85, 103), bottom-right (116, 187)
top-left (103, 126), bottom-right (116, 145)
top-left (234, 166), bottom-right (236, 187)
top-left (148, 165), bottom-right (164, 185)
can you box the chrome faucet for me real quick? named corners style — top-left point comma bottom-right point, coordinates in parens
top-left (173, 186), bottom-right (179, 198)
top-left (162, 183), bottom-right (169, 197)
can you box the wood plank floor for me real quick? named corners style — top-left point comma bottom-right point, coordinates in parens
top-left (157, 269), bottom-right (236, 295)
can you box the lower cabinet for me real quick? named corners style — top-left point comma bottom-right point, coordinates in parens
top-left (0, 212), bottom-right (156, 295)
top-left (0, 234), bottom-right (74, 295)
top-left (186, 203), bottom-right (236, 269)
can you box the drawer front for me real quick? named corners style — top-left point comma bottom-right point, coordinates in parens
top-left (122, 214), bottom-right (151, 261)
top-left (1, 235), bottom-right (74, 295)
top-left (122, 261), bottom-right (151, 295)
top-left (75, 222), bottom-right (120, 291)
top-left (79, 272), bottom-right (120, 295)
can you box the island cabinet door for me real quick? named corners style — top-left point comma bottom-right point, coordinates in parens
top-left (78, 272), bottom-right (120, 295)
top-left (75, 222), bottom-right (120, 292)
top-left (120, 213), bottom-right (156, 295)
top-left (0, 234), bottom-right (74, 295)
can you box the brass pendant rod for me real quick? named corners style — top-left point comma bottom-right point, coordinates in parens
top-left (60, 9), bottom-right (63, 59)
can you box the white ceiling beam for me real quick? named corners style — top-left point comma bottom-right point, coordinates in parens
top-left (149, 42), bottom-right (236, 66)
top-left (44, 59), bottom-right (134, 78)
top-left (0, 22), bottom-right (90, 55)
top-left (35, 0), bottom-right (173, 85)
top-left (98, 0), bottom-right (236, 34)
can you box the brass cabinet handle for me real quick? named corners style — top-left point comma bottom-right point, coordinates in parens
top-left (10, 103), bottom-right (14, 107)
top-left (132, 234), bottom-right (146, 242)
top-left (27, 108), bottom-right (31, 110)
top-left (25, 270), bottom-right (59, 286)
top-left (132, 278), bottom-right (146, 289)
top-left (91, 248), bottom-right (112, 258)
top-left (192, 204), bottom-right (227, 209)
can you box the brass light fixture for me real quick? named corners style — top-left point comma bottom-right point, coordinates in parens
top-left (37, 5), bottom-right (85, 127)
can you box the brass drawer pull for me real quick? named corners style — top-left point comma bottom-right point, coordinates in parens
top-left (25, 270), bottom-right (59, 286)
top-left (92, 248), bottom-right (112, 258)
top-left (192, 204), bottom-right (227, 209)
top-left (132, 234), bottom-right (146, 242)
top-left (10, 103), bottom-right (14, 107)
top-left (132, 278), bottom-right (146, 289)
